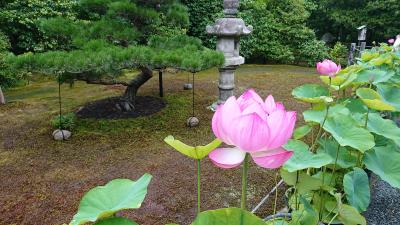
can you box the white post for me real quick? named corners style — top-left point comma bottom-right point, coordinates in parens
top-left (0, 86), bottom-right (5, 104)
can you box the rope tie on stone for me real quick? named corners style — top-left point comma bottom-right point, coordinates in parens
top-left (58, 75), bottom-right (65, 140)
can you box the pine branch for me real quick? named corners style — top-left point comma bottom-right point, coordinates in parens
top-left (81, 78), bottom-right (129, 86)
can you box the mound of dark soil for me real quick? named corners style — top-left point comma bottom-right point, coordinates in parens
top-left (76, 96), bottom-right (166, 119)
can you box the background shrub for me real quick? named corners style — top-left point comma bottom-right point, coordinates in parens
top-left (0, 0), bottom-right (78, 53)
top-left (0, 32), bottom-right (20, 89)
top-left (296, 39), bottom-right (331, 67)
top-left (330, 42), bottom-right (348, 66)
top-left (51, 113), bottom-right (77, 130)
top-left (180, 0), bottom-right (222, 49)
top-left (307, 0), bottom-right (400, 43)
top-left (183, 0), bottom-right (326, 65)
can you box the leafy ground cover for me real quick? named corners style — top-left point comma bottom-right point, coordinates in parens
top-left (0, 65), bottom-right (318, 225)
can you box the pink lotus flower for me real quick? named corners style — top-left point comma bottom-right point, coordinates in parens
top-left (209, 90), bottom-right (296, 169)
top-left (317, 59), bottom-right (341, 78)
top-left (388, 39), bottom-right (395, 44)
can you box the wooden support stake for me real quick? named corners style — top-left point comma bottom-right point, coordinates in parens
top-left (348, 43), bottom-right (356, 65)
top-left (359, 42), bottom-right (366, 58)
top-left (159, 70), bottom-right (164, 98)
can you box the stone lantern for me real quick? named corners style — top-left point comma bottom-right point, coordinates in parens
top-left (207, 0), bottom-right (252, 110)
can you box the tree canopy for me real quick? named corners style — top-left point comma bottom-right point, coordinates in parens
top-left (0, 0), bottom-right (78, 53)
top-left (307, 0), bottom-right (400, 43)
top-left (182, 0), bottom-right (328, 64)
top-left (239, 0), bottom-right (325, 64)
top-left (9, 0), bottom-right (224, 110)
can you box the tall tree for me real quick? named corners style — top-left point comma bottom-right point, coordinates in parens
top-left (307, 0), bottom-right (400, 43)
top-left (0, 0), bottom-right (78, 53)
top-left (181, 0), bottom-right (223, 49)
top-left (12, 0), bottom-right (224, 111)
top-left (239, 0), bottom-right (324, 64)
top-left (0, 32), bottom-right (12, 104)
top-left (183, 0), bottom-right (325, 64)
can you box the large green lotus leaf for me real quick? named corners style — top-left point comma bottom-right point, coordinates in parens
top-left (338, 204), bottom-right (367, 225)
top-left (304, 105), bottom-right (375, 152)
top-left (291, 197), bottom-right (319, 225)
top-left (343, 98), bottom-right (368, 114)
top-left (323, 116), bottom-right (375, 152)
top-left (319, 199), bottom-right (342, 224)
top-left (364, 145), bottom-right (400, 188)
top-left (326, 202), bottom-right (366, 225)
top-left (303, 104), bottom-right (350, 124)
top-left (377, 84), bottom-right (400, 111)
top-left (70, 174), bottom-right (152, 225)
top-left (320, 72), bottom-right (358, 90)
top-left (354, 69), bottom-right (394, 85)
top-left (370, 53), bottom-right (393, 66)
top-left (93, 217), bottom-right (138, 225)
top-left (280, 169), bottom-right (322, 194)
top-left (343, 168), bottom-right (370, 212)
top-left (283, 140), bottom-right (332, 172)
top-left (265, 220), bottom-right (288, 225)
top-left (164, 136), bottom-right (221, 159)
top-left (292, 84), bottom-right (329, 103)
top-left (356, 88), bottom-right (396, 111)
top-left (320, 75), bottom-right (347, 86)
top-left (293, 125), bottom-right (313, 140)
top-left (317, 139), bottom-right (357, 169)
top-left (361, 52), bottom-right (379, 62)
top-left (320, 65), bottom-right (358, 85)
top-left (191, 208), bottom-right (266, 225)
top-left (312, 172), bottom-right (339, 192)
top-left (365, 113), bottom-right (400, 146)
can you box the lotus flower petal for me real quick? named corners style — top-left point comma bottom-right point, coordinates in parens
top-left (241, 102), bottom-right (268, 121)
top-left (209, 147), bottom-right (246, 169)
top-left (237, 89), bottom-right (264, 111)
top-left (230, 113), bottom-right (271, 152)
top-left (266, 110), bottom-right (296, 149)
top-left (211, 90), bottom-right (297, 169)
top-left (264, 95), bottom-right (277, 114)
top-left (276, 102), bottom-right (285, 111)
top-left (212, 97), bottom-right (241, 145)
top-left (251, 147), bottom-right (293, 169)
top-left (317, 59), bottom-right (341, 78)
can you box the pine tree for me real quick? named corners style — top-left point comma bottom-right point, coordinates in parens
top-left (12, 0), bottom-right (224, 111)
top-left (0, 32), bottom-right (12, 105)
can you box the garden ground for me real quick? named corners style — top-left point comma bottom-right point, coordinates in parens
top-left (0, 65), bottom-right (318, 225)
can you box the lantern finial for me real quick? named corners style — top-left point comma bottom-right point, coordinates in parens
top-left (224, 0), bottom-right (239, 17)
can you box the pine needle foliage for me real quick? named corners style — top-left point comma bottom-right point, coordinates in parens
top-left (11, 0), bottom-right (224, 82)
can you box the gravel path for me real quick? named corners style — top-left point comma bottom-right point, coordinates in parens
top-left (364, 174), bottom-right (400, 225)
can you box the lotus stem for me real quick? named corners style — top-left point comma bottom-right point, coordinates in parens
top-left (197, 159), bottom-right (201, 214)
top-left (273, 172), bottom-right (279, 225)
top-left (311, 106), bottom-right (330, 152)
top-left (319, 166), bottom-right (327, 220)
top-left (328, 214), bottom-right (339, 225)
top-left (364, 108), bottom-right (370, 128)
top-left (358, 108), bottom-right (370, 167)
top-left (241, 153), bottom-right (250, 210)
top-left (295, 171), bottom-right (299, 210)
top-left (330, 145), bottom-right (341, 186)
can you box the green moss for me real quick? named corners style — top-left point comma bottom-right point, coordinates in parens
top-left (0, 65), bottom-right (318, 225)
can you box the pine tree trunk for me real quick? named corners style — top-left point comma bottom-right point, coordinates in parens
top-left (0, 86), bottom-right (5, 105)
top-left (118, 67), bottom-right (153, 111)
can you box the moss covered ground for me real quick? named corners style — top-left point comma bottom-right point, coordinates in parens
top-left (0, 65), bottom-right (318, 225)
